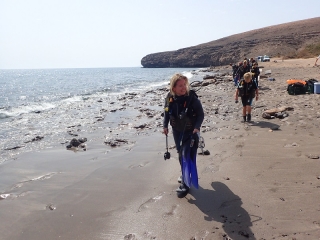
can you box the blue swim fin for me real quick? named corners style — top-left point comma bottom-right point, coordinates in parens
top-left (181, 136), bottom-right (199, 189)
top-left (190, 144), bottom-right (199, 189)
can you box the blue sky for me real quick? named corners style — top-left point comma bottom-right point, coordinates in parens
top-left (1, 0), bottom-right (319, 69)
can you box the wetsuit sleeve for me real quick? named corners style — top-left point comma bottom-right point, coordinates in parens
top-left (192, 98), bottom-right (204, 130)
top-left (163, 97), bottom-right (170, 128)
top-left (257, 68), bottom-right (260, 76)
top-left (235, 67), bottom-right (241, 78)
top-left (255, 68), bottom-right (260, 77)
top-left (239, 66), bottom-right (245, 79)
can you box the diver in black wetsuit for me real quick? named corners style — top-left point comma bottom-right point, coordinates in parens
top-left (163, 73), bottom-right (204, 194)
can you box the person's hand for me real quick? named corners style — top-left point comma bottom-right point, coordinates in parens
top-left (193, 128), bottom-right (200, 134)
top-left (163, 128), bottom-right (168, 135)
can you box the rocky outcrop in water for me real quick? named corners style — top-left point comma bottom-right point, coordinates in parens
top-left (141, 17), bottom-right (320, 68)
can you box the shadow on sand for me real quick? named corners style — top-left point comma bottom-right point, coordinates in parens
top-left (251, 120), bottom-right (281, 130)
top-left (188, 182), bottom-right (260, 239)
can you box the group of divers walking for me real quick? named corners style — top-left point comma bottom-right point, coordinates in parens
top-left (162, 58), bottom-right (259, 197)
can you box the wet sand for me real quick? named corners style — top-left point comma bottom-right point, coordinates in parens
top-left (1, 58), bottom-right (320, 240)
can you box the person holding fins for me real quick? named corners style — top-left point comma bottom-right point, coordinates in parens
top-left (163, 73), bottom-right (204, 197)
top-left (235, 72), bottom-right (259, 123)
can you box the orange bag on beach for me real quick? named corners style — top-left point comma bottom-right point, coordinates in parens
top-left (286, 79), bottom-right (306, 85)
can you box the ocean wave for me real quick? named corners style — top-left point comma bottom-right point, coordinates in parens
top-left (0, 102), bottom-right (56, 118)
top-left (60, 95), bottom-right (83, 104)
top-left (147, 81), bottom-right (170, 89)
top-left (99, 87), bottom-right (112, 92)
top-left (182, 71), bottom-right (194, 80)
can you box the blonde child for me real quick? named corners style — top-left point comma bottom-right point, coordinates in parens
top-left (235, 72), bottom-right (259, 122)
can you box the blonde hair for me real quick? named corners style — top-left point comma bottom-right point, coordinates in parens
top-left (243, 72), bottom-right (252, 81)
top-left (169, 73), bottom-right (190, 96)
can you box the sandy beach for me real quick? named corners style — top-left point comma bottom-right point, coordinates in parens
top-left (1, 58), bottom-right (320, 240)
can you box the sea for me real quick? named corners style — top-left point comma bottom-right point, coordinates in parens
top-left (0, 67), bottom-right (198, 164)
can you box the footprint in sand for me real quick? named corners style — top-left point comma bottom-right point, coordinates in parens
top-left (236, 142), bottom-right (244, 148)
top-left (137, 193), bottom-right (164, 212)
top-left (142, 231), bottom-right (157, 239)
top-left (162, 204), bottom-right (178, 220)
top-left (128, 161), bottom-right (150, 169)
top-left (105, 206), bottom-right (126, 217)
top-left (193, 229), bottom-right (210, 239)
top-left (124, 233), bottom-right (136, 240)
top-left (203, 164), bottom-right (220, 174)
top-left (313, 221), bottom-right (320, 228)
top-left (219, 198), bottom-right (242, 209)
top-left (284, 142), bottom-right (299, 148)
top-left (243, 123), bottom-right (251, 131)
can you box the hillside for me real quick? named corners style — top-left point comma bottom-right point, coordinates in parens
top-left (141, 17), bottom-right (320, 68)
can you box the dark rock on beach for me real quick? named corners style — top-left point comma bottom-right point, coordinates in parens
top-left (104, 138), bottom-right (129, 147)
top-left (24, 136), bottom-right (44, 143)
top-left (133, 124), bottom-right (147, 129)
top-left (4, 145), bottom-right (25, 150)
top-left (66, 138), bottom-right (87, 151)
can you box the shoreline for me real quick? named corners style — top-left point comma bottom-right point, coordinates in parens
top-left (1, 58), bottom-right (320, 240)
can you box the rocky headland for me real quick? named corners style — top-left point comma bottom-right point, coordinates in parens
top-left (141, 17), bottom-right (320, 68)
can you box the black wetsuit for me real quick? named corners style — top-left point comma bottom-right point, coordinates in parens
top-left (251, 66), bottom-right (260, 86)
top-left (236, 64), bottom-right (251, 79)
top-left (237, 80), bottom-right (258, 106)
top-left (231, 64), bottom-right (239, 78)
top-left (163, 91), bottom-right (204, 157)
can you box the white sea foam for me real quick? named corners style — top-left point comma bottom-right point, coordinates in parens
top-left (0, 102), bottom-right (56, 118)
top-left (137, 80), bottom-right (169, 90)
top-left (182, 71), bottom-right (194, 80)
top-left (61, 95), bottom-right (83, 104)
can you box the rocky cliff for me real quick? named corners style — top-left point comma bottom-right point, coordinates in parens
top-left (141, 17), bottom-right (320, 68)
